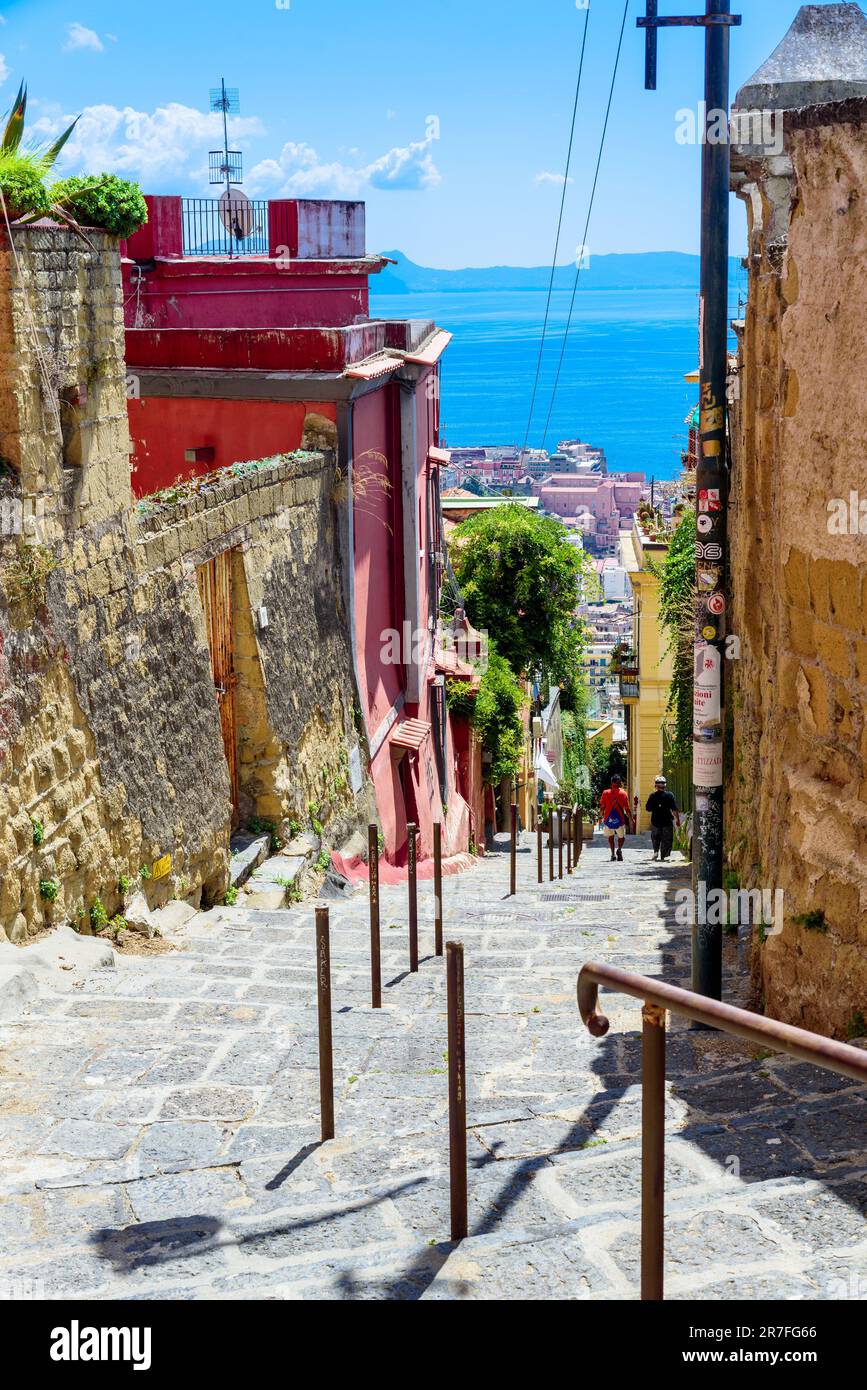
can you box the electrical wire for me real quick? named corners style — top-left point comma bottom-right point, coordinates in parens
top-left (539, 0), bottom-right (631, 452)
top-left (520, 4), bottom-right (591, 461)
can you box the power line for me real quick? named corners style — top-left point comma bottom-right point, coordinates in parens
top-left (520, 5), bottom-right (591, 461)
top-left (539, 0), bottom-right (631, 453)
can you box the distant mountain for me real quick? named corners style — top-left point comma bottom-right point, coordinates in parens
top-left (373, 250), bottom-right (742, 294)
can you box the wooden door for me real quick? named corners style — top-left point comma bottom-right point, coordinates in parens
top-left (197, 550), bottom-right (239, 824)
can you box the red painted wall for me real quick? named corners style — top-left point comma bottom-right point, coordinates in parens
top-left (128, 397), bottom-right (335, 496)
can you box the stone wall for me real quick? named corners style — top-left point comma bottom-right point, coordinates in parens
top-left (0, 227), bottom-right (369, 941)
top-left (728, 99), bottom-right (867, 1038)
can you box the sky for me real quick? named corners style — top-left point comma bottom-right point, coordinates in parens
top-left (0, 0), bottom-right (824, 267)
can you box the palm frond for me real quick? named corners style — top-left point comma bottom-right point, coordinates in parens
top-left (2, 82), bottom-right (27, 155)
top-left (43, 117), bottom-right (79, 169)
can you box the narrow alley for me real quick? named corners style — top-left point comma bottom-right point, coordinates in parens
top-left (1, 836), bottom-right (864, 1301)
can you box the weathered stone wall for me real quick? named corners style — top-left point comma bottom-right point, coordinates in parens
top-left (0, 228), bottom-right (368, 941)
top-left (728, 100), bottom-right (867, 1038)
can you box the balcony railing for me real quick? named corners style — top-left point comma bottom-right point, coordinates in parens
top-left (181, 197), bottom-right (269, 258)
top-left (619, 664), bottom-right (640, 700)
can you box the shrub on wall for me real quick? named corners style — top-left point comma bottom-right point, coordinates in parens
top-left (0, 152), bottom-right (51, 220)
top-left (50, 174), bottom-right (148, 239)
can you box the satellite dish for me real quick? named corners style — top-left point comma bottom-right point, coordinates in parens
top-left (219, 187), bottom-right (255, 241)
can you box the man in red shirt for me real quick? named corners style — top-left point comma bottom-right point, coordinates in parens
top-left (599, 775), bottom-right (633, 862)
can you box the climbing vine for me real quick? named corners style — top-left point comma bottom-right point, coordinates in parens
top-left (652, 509), bottom-right (696, 761)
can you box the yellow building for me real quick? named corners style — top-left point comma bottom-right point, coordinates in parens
top-left (619, 522), bottom-right (673, 832)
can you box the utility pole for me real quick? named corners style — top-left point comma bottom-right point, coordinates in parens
top-left (638, 2), bottom-right (741, 1000)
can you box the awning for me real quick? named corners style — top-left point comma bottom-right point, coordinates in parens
top-left (390, 718), bottom-right (431, 753)
top-left (405, 329), bottom-right (453, 366)
top-left (344, 353), bottom-right (403, 381)
top-left (428, 446), bottom-right (452, 466)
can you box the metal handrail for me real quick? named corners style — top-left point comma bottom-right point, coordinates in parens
top-left (577, 962), bottom-right (867, 1301)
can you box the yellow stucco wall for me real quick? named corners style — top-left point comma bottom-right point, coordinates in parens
top-left (621, 527), bottom-right (673, 832)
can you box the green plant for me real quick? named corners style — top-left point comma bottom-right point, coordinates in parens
top-left (449, 503), bottom-right (595, 685)
top-left (30, 816), bottom-right (44, 847)
top-left (846, 1011), bottom-right (867, 1041)
top-left (39, 877), bottom-right (60, 902)
top-left (2, 542), bottom-right (56, 611)
top-left (89, 898), bottom-right (109, 932)
top-left (50, 174), bottom-right (147, 239)
top-left (0, 83), bottom-right (77, 222)
top-left (138, 864), bottom-right (151, 881)
top-left (223, 886), bottom-right (239, 906)
top-left (117, 873), bottom-right (131, 896)
top-left (377, 829), bottom-right (385, 854)
top-left (0, 152), bottom-right (51, 219)
top-left (447, 645), bottom-right (525, 785)
top-left (652, 509), bottom-right (696, 762)
top-left (316, 850), bottom-right (331, 872)
top-left (793, 910), bottom-right (827, 934)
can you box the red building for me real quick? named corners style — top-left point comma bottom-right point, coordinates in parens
top-left (122, 195), bottom-right (483, 867)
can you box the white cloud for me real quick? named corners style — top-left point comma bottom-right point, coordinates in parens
top-left (247, 132), bottom-right (441, 198)
top-left (0, 53), bottom-right (8, 84)
top-left (32, 102), bottom-right (265, 181)
top-left (535, 171), bottom-right (573, 186)
top-left (64, 22), bottom-right (104, 53)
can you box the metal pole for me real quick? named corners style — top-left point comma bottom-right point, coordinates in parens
top-left (566, 808), bottom-right (573, 875)
top-left (576, 807), bottom-right (584, 863)
top-left (434, 820), bottom-right (443, 957)
top-left (548, 807), bottom-right (554, 882)
top-left (368, 824), bottom-right (381, 1009)
top-left (315, 906), bottom-right (334, 1141)
top-left (537, 814), bottom-right (543, 884)
top-left (407, 823), bottom-right (419, 973)
top-left (557, 806), bottom-right (563, 880)
top-left (446, 941), bottom-right (468, 1240)
top-left (510, 801), bottom-right (517, 896)
top-left (692, 0), bottom-right (731, 1002)
top-left (636, 0), bottom-right (739, 1004)
top-left (641, 1002), bottom-right (666, 1300)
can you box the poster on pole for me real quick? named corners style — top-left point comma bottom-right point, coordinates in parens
top-left (693, 643), bottom-right (721, 729)
top-left (694, 740), bottom-right (724, 788)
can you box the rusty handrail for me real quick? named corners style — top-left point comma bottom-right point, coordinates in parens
top-left (577, 962), bottom-right (867, 1300)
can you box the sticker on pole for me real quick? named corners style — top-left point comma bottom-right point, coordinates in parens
top-left (693, 643), bottom-right (721, 728)
top-left (694, 740), bottom-right (723, 788)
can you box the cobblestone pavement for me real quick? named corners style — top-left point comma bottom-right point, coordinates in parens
top-left (1, 833), bottom-right (865, 1301)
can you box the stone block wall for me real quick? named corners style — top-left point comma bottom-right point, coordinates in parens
top-left (0, 227), bottom-right (368, 941)
top-left (728, 99), bottom-right (867, 1038)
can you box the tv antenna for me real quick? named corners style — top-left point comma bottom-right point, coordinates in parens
top-left (209, 78), bottom-right (244, 255)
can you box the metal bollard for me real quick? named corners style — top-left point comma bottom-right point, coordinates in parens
top-left (566, 808), bottom-right (573, 875)
top-left (315, 906), bottom-right (334, 1141)
top-left (434, 820), bottom-right (443, 957)
top-left (446, 940), bottom-right (468, 1240)
top-left (558, 806), bottom-right (564, 880)
top-left (407, 822), bottom-right (419, 973)
top-left (536, 814), bottom-right (543, 884)
top-left (642, 1002), bottom-right (666, 1301)
top-left (548, 809), bottom-right (554, 882)
top-left (368, 824), bottom-right (381, 1009)
top-left (510, 801), bottom-right (517, 896)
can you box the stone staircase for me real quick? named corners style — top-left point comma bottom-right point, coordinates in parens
top-left (0, 835), bottom-right (864, 1300)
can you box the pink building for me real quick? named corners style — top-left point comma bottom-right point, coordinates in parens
top-left (121, 195), bottom-right (480, 867)
top-left (534, 474), bottom-right (643, 553)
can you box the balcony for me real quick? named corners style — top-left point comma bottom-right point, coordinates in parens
top-left (617, 656), bottom-right (640, 701)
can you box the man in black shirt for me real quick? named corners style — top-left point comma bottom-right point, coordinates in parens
top-left (645, 776), bottom-right (681, 861)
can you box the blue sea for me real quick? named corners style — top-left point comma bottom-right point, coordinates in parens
top-left (370, 286), bottom-right (745, 480)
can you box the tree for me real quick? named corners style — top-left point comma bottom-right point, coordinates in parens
top-left (653, 509), bottom-right (696, 760)
top-left (449, 504), bottom-right (593, 685)
top-left (446, 645), bottom-right (525, 785)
